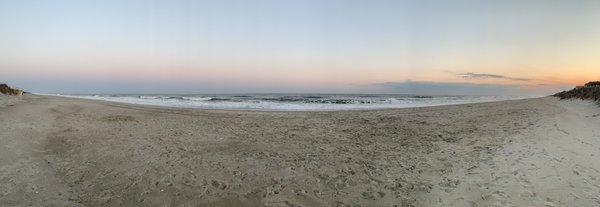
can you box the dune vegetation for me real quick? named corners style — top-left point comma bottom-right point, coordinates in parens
top-left (0, 83), bottom-right (24, 96)
top-left (554, 81), bottom-right (600, 102)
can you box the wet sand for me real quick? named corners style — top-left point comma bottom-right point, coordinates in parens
top-left (1, 95), bottom-right (599, 206)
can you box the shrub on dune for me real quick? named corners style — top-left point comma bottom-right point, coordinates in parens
top-left (584, 81), bottom-right (600, 87)
top-left (554, 81), bottom-right (600, 102)
top-left (0, 83), bottom-right (25, 96)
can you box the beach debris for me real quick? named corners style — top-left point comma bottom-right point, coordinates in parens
top-left (101, 115), bottom-right (137, 122)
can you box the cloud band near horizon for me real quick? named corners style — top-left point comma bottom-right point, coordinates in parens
top-left (456, 72), bottom-right (532, 81)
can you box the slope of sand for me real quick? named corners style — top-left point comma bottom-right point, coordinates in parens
top-left (1, 95), bottom-right (599, 206)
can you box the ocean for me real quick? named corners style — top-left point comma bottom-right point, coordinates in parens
top-left (51, 93), bottom-right (539, 111)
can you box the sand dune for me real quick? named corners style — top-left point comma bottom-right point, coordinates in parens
top-left (1, 95), bottom-right (599, 206)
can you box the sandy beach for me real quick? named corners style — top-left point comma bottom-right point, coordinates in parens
top-left (1, 94), bottom-right (599, 207)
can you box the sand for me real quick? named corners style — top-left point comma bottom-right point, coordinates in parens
top-left (1, 95), bottom-right (599, 206)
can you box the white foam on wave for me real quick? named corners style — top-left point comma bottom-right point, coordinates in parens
top-left (180, 97), bottom-right (213, 101)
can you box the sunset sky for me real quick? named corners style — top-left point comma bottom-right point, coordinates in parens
top-left (1, 0), bottom-right (599, 95)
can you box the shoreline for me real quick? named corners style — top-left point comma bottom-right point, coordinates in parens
top-left (1, 94), bottom-right (599, 206)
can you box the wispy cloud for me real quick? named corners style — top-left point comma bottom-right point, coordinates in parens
top-left (456, 72), bottom-right (532, 81)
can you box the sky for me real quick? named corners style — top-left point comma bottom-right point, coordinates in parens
top-left (1, 0), bottom-right (599, 95)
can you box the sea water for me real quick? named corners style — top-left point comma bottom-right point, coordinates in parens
top-left (52, 94), bottom-right (538, 111)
